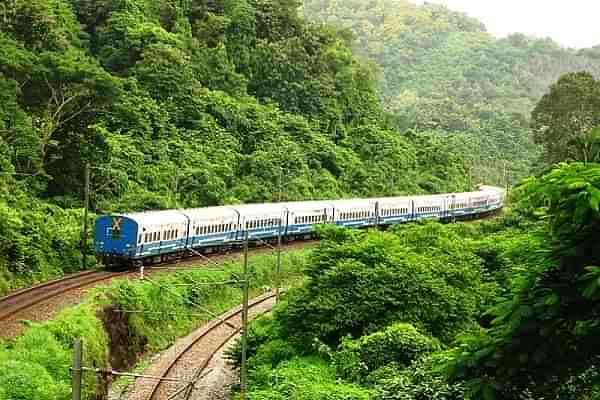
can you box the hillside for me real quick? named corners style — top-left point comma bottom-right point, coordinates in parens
top-left (0, 0), bottom-right (472, 292)
top-left (303, 0), bottom-right (600, 180)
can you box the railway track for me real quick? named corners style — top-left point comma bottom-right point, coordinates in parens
top-left (0, 240), bottom-right (314, 334)
top-left (0, 270), bottom-right (127, 322)
top-left (129, 293), bottom-right (277, 400)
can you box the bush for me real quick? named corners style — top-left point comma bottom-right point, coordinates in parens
top-left (333, 323), bottom-right (441, 383)
top-left (277, 228), bottom-right (489, 345)
top-left (0, 303), bottom-right (108, 400)
top-left (372, 353), bottom-right (467, 400)
top-left (0, 359), bottom-right (68, 400)
top-left (243, 357), bottom-right (372, 400)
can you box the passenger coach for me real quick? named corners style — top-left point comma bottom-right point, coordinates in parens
top-left (95, 186), bottom-right (506, 267)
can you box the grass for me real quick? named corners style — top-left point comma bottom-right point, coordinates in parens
top-left (0, 248), bottom-right (309, 400)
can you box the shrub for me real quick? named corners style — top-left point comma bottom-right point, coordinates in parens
top-left (277, 228), bottom-right (489, 346)
top-left (372, 353), bottom-right (467, 400)
top-left (333, 323), bottom-right (441, 383)
top-left (243, 357), bottom-right (371, 400)
top-left (0, 359), bottom-right (68, 400)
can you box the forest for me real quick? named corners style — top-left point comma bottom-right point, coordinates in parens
top-left (2, 0), bottom-right (599, 293)
top-left (304, 0), bottom-right (600, 182)
top-left (229, 166), bottom-right (600, 398)
top-left (0, 0), bottom-right (475, 293)
top-left (2, 0), bottom-right (600, 398)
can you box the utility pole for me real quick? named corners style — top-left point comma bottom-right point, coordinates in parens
top-left (275, 221), bottom-right (282, 302)
top-left (72, 339), bottom-right (83, 400)
top-left (240, 231), bottom-right (250, 398)
top-left (81, 163), bottom-right (90, 270)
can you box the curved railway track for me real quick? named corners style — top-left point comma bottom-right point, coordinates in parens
top-left (0, 240), bottom-right (314, 334)
top-left (0, 270), bottom-right (125, 322)
top-left (128, 293), bottom-right (277, 400)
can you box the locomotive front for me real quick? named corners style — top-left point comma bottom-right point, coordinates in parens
top-left (94, 215), bottom-right (139, 267)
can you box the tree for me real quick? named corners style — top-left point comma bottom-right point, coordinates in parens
top-left (449, 163), bottom-right (600, 398)
top-left (532, 72), bottom-right (600, 165)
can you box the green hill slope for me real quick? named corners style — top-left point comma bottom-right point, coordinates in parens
top-left (0, 0), bottom-right (473, 292)
top-left (303, 0), bottom-right (600, 180)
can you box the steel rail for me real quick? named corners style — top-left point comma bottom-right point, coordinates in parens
top-left (146, 293), bottom-right (277, 400)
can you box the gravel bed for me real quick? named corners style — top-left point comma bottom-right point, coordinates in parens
top-left (188, 336), bottom-right (238, 400)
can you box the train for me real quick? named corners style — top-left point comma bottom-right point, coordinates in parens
top-left (94, 185), bottom-right (506, 268)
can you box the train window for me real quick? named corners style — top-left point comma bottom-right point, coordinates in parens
top-left (138, 234), bottom-right (143, 244)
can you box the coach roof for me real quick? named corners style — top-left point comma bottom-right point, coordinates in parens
top-left (118, 210), bottom-right (189, 227)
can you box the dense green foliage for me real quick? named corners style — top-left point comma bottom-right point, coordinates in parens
top-left (449, 163), bottom-right (600, 398)
top-left (532, 72), bottom-right (600, 165)
top-left (0, 249), bottom-right (307, 400)
top-left (236, 167), bottom-right (600, 399)
top-left (0, 0), bottom-right (479, 293)
top-left (276, 225), bottom-right (492, 345)
top-left (230, 221), bottom-right (513, 399)
top-left (304, 0), bottom-right (600, 182)
top-left (333, 322), bottom-right (441, 383)
top-left (236, 357), bottom-right (371, 400)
